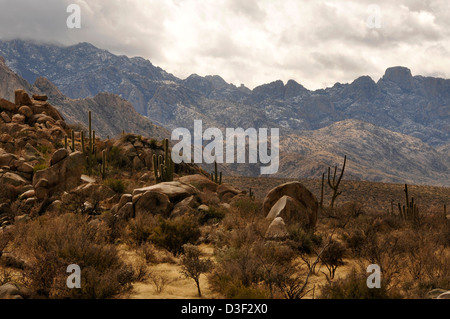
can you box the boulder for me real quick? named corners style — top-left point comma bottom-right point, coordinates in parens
top-left (266, 195), bottom-right (310, 228)
top-left (170, 195), bottom-right (198, 218)
top-left (265, 217), bottom-right (288, 240)
top-left (134, 190), bottom-right (172, 217)
top-left (118, 194), bottom-right (132, 211)
top-left (427, 288), bottom-right (447, 299)
top-left (0, 172), bottom-right (28, 187)
top-left (0, 152), bottom-right (18, 167)
top-left (0, 282), bottom-right (31, 299)
top-left (23, 143), bottom-right (41, 162)
top-left (16, 162), bottom-right (34, 174)
top-left (33, 151), bottom-right (84, 197)
top-left (14, 90), bottom-right (32, 106)
top-left (18, 105), bottom-right (33, 118)
top-left (217, 183), bottom-right (242, 198)
top-left (11, 114), bottom-right (25, 124)
top-left (71, 183), bottom-right (116, 202)
top-left (46, 200), bottom-right (63, 214)
top-left (262, 182), bottom-right (318, 229)
top-left (50, 148), bottom-right (69, 166)
top-left (133, 181), bottom-right (198, 203)
top-left (0, 134), bottom-right (13, 143)
top-left (0, 98), bottom-right (16, 112)
top-left (0, 112), bottom-right (11, 123)
top-left (117, 202), bottom-right (135, 220)
top-left (198, 204), bottom-right (210, 212)
top-left (179, 174), bottom-right (218, 193)
top-left (19, 189), bottom-right (35, 200)
top-left (32, 94), bottom-right (48, 102)
top-left (437, 291), bottom-right (450, 299)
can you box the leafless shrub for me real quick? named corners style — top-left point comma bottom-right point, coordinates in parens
top-left (148, 270), bottom-right (173, 294)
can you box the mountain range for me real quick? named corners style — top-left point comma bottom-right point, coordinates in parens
top-left (0, 39), bottom-right (448, 186)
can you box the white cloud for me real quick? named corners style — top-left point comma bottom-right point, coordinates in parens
top-left (0, 0), bottom-right (449, 89)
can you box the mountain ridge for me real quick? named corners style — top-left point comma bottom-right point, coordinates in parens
top-left (0, 39), bottom-right (449, 186)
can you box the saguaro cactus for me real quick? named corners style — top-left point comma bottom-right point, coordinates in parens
top-left (101, 150), bottom-right (107, 179)
top-left (211, 161), bottom-right (222, 185)
top-left (71, 130), bottom-right (75, 152)
top-left (152, 138), bottom-right (174, 183)
top-left (397, 184), bottom-right (420, 222)
top-left (327, 155), bottom-right (346, 209)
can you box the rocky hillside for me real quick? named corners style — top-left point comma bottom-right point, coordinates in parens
top-left (0, 53), bottom-right (168, 140)
top-left (277, 120), bottom-right (450, 186)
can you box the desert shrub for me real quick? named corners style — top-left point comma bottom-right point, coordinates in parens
top-left (341, 229), bottom-right (366, 257)
top-left (108, 146), bottom-right (131, 169)
top-left (148, 270), bottom-right (173, 293)
top-left (320, 240), bottom-right (346, 279)
top-left (11, 213), bottom-right (134, 299)
top-left (150, 215), bottom-right (201, 254)
top-left (286, 225), bottom-right (322, 254)
top-left (231, 198), bottom-right (262, 219)
top-left (127, 213), bottom-right (158, 246)
top-left (198, 206), bottom-right (226, 225)
top-left (104, 178), bottom-right (126, 194)
top-left (217, 279), bottom-right (269, 299)
top-left (320, 268), bottom-right (398, 299)
top-left (149, 139), bottom-right (158, 149)
top-left (33, 163), bottom-right (48, 173)
top-left (35, 144), bottom-right (51, 155)
top-left (138, 242), bottom-right (159, 264)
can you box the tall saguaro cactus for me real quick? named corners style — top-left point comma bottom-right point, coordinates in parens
top-left (327, 155), bottom-right (346, 210)
top-left (152, 138), bottom-right (174, 183)
top-left (86, 111), bottom-right (97, 176)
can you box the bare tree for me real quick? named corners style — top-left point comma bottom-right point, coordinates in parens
top-left (180, 244), bottom-right (213, 297)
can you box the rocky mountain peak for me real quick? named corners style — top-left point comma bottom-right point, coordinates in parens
top-left (284, 79), bottom-right (308, 98)
top-left (380, 66), bottom-right (414, 90)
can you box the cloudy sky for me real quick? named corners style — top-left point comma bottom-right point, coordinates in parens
top-left (0, 0), bottom-right (449, 90)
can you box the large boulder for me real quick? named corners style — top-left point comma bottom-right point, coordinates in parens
top-left (133, 181), bottom-right (198, 203)
top-left (0, 282), bottom-right (31, 299)
top-left (217, 183), bottom-right (242, 198)
top-left (0, 151), bottom-right (18, 167)
top-left (14, 90), bottom-right (32, 107)
top-left (0, 98), bottom-right (16, 112)
top-left (18, 105), bottom-right (33, 118)
top-left (262, 182), bottom-right (318, 229)
top-left (50, 148), bottom-right (69, 166)
top-left (117, 202), bottom-right (135, 220)
top-left (32, 151), bottom-right (84, 198)
top-left (133, 190), bottom-right (172, 217)
top-left (266, 195), bottom-right (310, 227)
top-left (178, 174), bottom-right (218, 193)
top-left (265, 217), bottom-right (288, 240)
